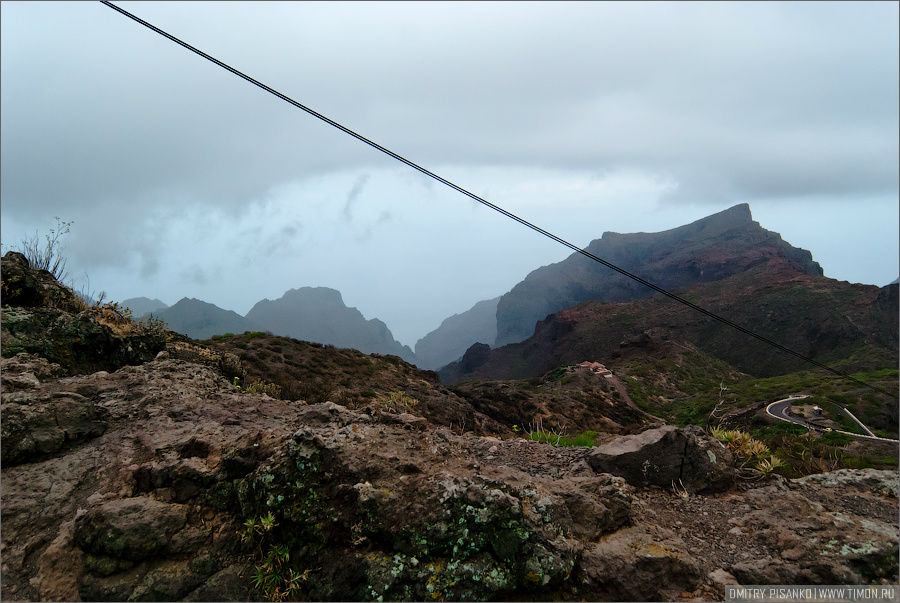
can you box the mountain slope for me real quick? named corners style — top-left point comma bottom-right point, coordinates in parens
top-left (414, 296), bottom-right (500, 370)
top-left (121, 296), bottom-right (168, 317)
top-left (245, 287), bottom-right (416, 363)
top-left (494, 203), bottom-right (823, 346)
top-left (442, 269), bottom-right (898, 384)
top-left (152, 297), bottom-right (259, 340)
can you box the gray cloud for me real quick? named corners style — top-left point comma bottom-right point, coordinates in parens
top-left (342, 174), bottom-right (371, 222)
top-left (180, 265), bottom-right (208, 286)
top-left (3, 1), bottom-right (895, 229)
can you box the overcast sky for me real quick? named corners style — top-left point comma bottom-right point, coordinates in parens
top-left (2, 1), bottom-right (897, 346)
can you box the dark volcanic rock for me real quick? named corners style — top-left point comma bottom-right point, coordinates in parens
top-left (727, 471), bottom-right (899, 584)
top-left (1, 388), bottom-right (108, 466)
top-left (578, 526), bottom-right (702, 601)
top-left (74, 497), bottom-right (188, 561)
top-left (1, 253), bottom-right (167, 375)
top-left (587, 425), bottom-right (734, 493)
top-left (0, 251), bottom-right (85, 313)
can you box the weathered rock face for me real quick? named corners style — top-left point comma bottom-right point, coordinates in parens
top-left (587, 424), bottom-right (734, 493)
top-left (3, 343), bottom-right (896, 601)
top-left (1, 252), bottom-right (167, 374)
top-left (727, 471), bottom-right (899, 585)
top-left (0, 251), bottom-right (85, 313)
top-left (234, 411), bottom-right (636, 601)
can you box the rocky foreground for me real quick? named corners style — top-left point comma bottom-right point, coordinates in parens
top-left (1, 251), bottom-right (898, 601)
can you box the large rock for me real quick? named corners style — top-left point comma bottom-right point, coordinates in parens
top-left (74, 497), bottom-right (188, 561)
top-left (587, 425), bottom-right (734, 493)
top-left (1, 390), bottom-right (107, 466)
top-left (2, 252), bottom-right (167, 375)
top-left (577, 525), bottom-right (702, 601)
top-left (0, 251), bottom-right (85, 313)
top-left (234, 417), bottom-right (635, 601)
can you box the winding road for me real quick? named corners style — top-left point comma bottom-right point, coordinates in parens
top-left (765, 395), bottom-right (899, 443)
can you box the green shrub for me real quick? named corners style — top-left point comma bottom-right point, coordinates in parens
top-left (240, 512), bottom-right (308, 601)
top-left (816, 431), bottom-right (854, 446)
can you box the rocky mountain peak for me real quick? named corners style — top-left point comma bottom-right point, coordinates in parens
top-left (280, 286), bottom-right (345, 306)
top-left (495, 203), bottom-right (823, 346)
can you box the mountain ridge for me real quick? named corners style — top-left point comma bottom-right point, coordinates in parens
top-left (245, 286), bottom-right (416, 363)
top-left (414, 296), bottom-right (500, 370)
top-left (135, 287), bottom-right (415, 363)
top-left (494, 203), bottom-right (823, 346)
top-left (441, 267), bottom-right (898, 384)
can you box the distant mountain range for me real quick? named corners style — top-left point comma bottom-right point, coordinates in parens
top-left (440, 268), bottom-right (899, 384)
top-left (413, 203), bottom-right (830, 373)
top-left (119, 203), bottom-right (896, 378)
top-left (123, 288), bottom-right (415, 363)
top-left (438, 203), bottom-right (897, 383)
top-left (149, 298), bottom-right (257, 341)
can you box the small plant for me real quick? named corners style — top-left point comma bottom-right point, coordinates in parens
top-left (232, 377), bottom-right (283, 398)
top-left (239, 512), bottom-right (306, 601)
top-left (138, 314), bottom-right (168, 336)
top-left (710, 427), bottom-right (779, 478)
top-left (755, 455), bottom-right (786, 475)
top-left (527, 428), bottom-right (598, 447)
top-left (14, 217), bottom-right (73, 283)
top-left (672, 478), bottom-right (690, 499)
top-left (374, 390), bottom-right (419, 413)
top-left (244, 379), bottom-right (283, 398)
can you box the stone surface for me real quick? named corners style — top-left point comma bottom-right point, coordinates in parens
top-left (74, 497), bottom-right (188, 561)
top-left (586, 424), bottom-right (734, 493)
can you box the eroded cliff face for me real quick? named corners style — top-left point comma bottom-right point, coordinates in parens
top-left (1, 251), bottom-right (897, 602)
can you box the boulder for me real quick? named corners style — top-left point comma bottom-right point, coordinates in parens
top-left (73, 497), bottom-right (188, 561)
top-left (1, 391), bottom-right (107, 465)
top-left (0, 251), bottom-right (85, 313)
top-left (586, 424), bottom-right (734, 493)
top-left (577, 525), bottom-right (702, 601)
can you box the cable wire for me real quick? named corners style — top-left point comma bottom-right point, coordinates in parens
top-left (99, 1), bottom-right (898, 399)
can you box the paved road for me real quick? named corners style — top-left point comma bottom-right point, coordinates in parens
top-left (765, 395), bottom-right (899, 443)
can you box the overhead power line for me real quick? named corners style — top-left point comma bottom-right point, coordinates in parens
top-left (100, 1), bottom-right (897, 399)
